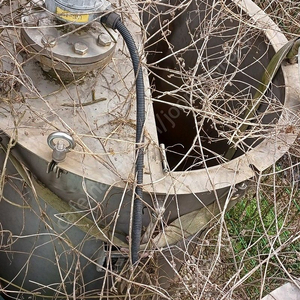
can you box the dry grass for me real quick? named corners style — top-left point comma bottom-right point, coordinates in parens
top-left (150, 0), bottom-right (300, 299)
top-left (254, 0), bottom-right (300, 37)
top-left (0, 0), bottom-right (299, 299)
top-left (173, 2), bottom-right (300, 299)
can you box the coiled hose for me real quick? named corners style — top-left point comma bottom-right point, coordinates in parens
top-left (101, 12), bottom-right (145, 264)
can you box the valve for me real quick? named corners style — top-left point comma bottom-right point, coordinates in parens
top-left (46, 132), bottom-right (76, 178)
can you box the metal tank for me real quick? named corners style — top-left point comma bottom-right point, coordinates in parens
top-left (0, 0), bottom-right (299, 298)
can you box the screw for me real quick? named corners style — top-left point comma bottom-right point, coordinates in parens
top-left (41, 35), bottom-right (56, 48)
top-left (74, 42), bottom-right (88, 55)
top-left (97, 33), bottom-right (111, 47)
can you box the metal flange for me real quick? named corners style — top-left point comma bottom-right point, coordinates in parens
top-left (21, 10), bottom-right (117, 80)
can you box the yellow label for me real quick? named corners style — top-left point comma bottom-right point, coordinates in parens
top-left (56, 7), bottom-right (89, 23)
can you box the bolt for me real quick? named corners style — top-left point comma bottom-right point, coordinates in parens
top-left (237, 181), bottom-right (248, 190)
top-left (97, 33), bottom-right (111, 47)
top-left (74, 42), bottom-right (88, 55)
top-left (56, 140), bottom-right (66, 151)
top-left (41, 35), bottom-right (56, 48)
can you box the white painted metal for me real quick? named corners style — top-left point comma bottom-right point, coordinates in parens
top-left (261, 279), bottom-right (300, 300)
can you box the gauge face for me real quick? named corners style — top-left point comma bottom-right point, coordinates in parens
top-left (45, 0), bottom-right (111, 24)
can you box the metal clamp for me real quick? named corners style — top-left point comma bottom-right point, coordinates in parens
top-left (46, 132), bottom-right (76, 178)
top-left (230, 181), bottom-right (249, 201)
top-left (47, 132), bottom-right (76, 152)
top-left (96, 244), bottom-right (127, 273)
top-left (160, 143), bottom-right (169, 173)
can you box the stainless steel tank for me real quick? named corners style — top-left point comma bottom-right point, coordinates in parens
top-left (0, 0), bottom-right (299, 299)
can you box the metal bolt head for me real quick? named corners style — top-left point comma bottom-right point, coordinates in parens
top-left (41, 35), bottom-right (56, 48)
top-left (97, 33), bottom-right (111, 47)
top-left (238, 182), bottom-right (248, 190)
top-left (74, 42), bottom-right (88, 55)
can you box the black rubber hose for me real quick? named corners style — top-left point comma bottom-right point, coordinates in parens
top-left (101, 13), bottom-right (145, 264)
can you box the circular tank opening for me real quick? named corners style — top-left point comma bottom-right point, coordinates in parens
top-left (143, 0), bottom-right (285, 171)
